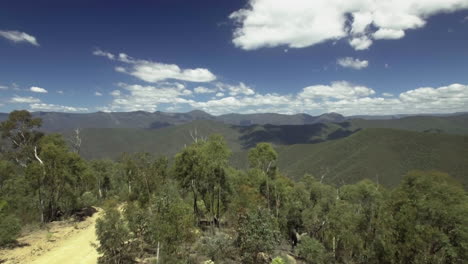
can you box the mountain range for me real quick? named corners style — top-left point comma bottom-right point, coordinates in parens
top-left (1, 110), bottom-right (468, 187)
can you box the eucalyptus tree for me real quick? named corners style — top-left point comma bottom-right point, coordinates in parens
top-left (0, 110), bottom-right (43, 167)
top-left (174, 134), bottom-right (230, 226)
top-left (248, 143), bottom-right (278, 210)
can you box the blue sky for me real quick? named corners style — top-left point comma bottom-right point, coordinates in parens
top-left (1, 0), bottom-right (468, 115)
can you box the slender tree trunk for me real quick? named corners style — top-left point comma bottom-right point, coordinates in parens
top-left (156, 241), bottom-right (160, 264)
top-left (217, 183), bottom-right (221, 225)
top-left (266, 173), bottom-right (270, 210)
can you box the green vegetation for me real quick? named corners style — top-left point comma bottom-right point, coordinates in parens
top-left (278, 128), bottom-right (468, 187)
top-left (1, 110), bottom-right (468, 264)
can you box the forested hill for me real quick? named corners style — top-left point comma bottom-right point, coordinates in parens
top-left (65, 121), bottom-right (468, 188)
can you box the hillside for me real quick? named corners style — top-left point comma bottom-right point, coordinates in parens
top-left (67, 120), bottom-right (468, 188)
top-left (73, 120), bottom-right (354, 159)
top-left (350, 114), bottom-right (468, 134)
top-left (277, 128), bottom-right (468, 187)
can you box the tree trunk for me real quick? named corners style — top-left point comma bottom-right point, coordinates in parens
top-left (156, 241), bottom-right (160, 264)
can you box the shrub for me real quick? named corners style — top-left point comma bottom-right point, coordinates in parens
top-left (95, 206), bottom-right (137, 264)
top-left (296, 236), bottom-right (327, 264)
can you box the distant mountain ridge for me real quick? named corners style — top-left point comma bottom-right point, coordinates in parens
top-left (0, 110), bottom-right (468, 134)
top-left (0, 110), bottom-right (346, 131)
top-left (2, 110), bottom-right (467, 133)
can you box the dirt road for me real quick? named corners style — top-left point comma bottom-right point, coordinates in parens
top-left (0, 210), bottom-right (101, 264)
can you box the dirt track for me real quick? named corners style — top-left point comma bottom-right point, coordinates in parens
top-left (0, 210), bottom-right (101, 264)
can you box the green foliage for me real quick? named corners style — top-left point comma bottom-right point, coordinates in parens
top-left (26, 134), bottom-right (88, 222)
top-left (96, 206), bottom-right (137, 264)
top-left (296, 236), bottom-right (327, 264)
top-left (195, 231), bottom-right (237, 262)
top-left (0, 110), bottom-right (43, 166)
top-left (271, 256), bottom-right (286, 264)
top-left (389, 171), bottom-right (468, 263)
top-left (236, 207), bottom-right (280, 263)
top-left (278, 128), bottom-right (468, 187)
top-left (0, 200), bottom-right (21, 246)
top-left (174, 134), bottom-right (231, 224)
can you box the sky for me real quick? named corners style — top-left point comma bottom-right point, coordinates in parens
top-left (1, 0), bottom-right (468, 116)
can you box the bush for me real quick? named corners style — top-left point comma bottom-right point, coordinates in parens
top-left (195, 231), bottom-right (238, 262)
top-left (78, 191), bottom-right (98, 208)
top-left (95, 206), bottom-right (137, 264)
top-left (236, 207), bottom-right (280, 263)
top-left (296, 236), bottom-right (327, 264)
top-left (0, 214), bottom-right (21, 246)
top-left (0, 200), bottom-right (21, 246)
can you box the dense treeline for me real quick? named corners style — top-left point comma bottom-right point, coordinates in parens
top-left (0, 110), bottom-right (467, 264)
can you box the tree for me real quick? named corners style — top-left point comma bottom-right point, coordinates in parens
top-left (296, 236), bottom-right (328, 264)
top-left (389, 171), bottom-right (468, 264)
top-left (174, 134), bottom-right (231, 226)
top-left (26, 134), bottom-right (87, 222)
top-left (236, 207), bottom-right (280, 263)
top-left (0, 110), bottom-right (43, 167)
top-left (248, 143), bottom-right (277, 210)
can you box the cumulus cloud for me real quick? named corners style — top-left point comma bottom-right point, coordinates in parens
top-left (349, 36), bottom-right (373, 50)
top-left (194, 86), bottom-right (216, 94)
top-left (93, 49), bottom-right (216, 83)
top-left (0, 30), bottom-right (39, 46)
top-left (373, 28), bottom-right (405, 40)
top-left (29, 103), bottom-right (88, 112)
top-left (30, 86), bottom-right (48, 93)
top-left (230, 0), bottom-right (468, 50)
top-left (299, 81), bottom-right (375, 100)
top-left (98, 80), bottom-right (468, 116)
top-left (216, 82), bottom-right (255, 96)
top-left (104, 83), bottom-right (196, 112)
top-left (337, 57), bottom-right (369, 70)
top-left (95, 92), bottom-right (103, 96)
top-left (10, 96), bottom-right (41, 103)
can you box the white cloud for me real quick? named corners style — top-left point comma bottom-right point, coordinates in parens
top-left (230, 0), bottom-right (468, 50)
top-left (194, 86), bottom-right (216, 94)
top-left (95, 91), bottom-right (103, 96)
top-left (93, 50), bottom-right (216, 83)
top-left (93, 49), bottom-right (115, 60)
top-left (57, 90), bottom-right (64, 94)
top-left (337, 57), bottom-right (369, 70)
top-left (0, 30), bottom-right (39, 46)
top-left (29, 103), bottom-right (88, 112)
top-left (104, 83), bottom-right (195, 112)
top-left (0, 85), bottom-right (8, 90)
top-left (373, 28), bottom-right (405, 40)
top-left (10, 96), bottom-right (41, 103)
top-left (299, 81), bottom-right (375, 100)
top-left (110, 90), bottom-right (121, 97)
top-left (96, 80), bottom-right (468, 116)
top-left (30, 86), bottom-right (48, 93)
top-left (216, 82), bottom-right (255, 96)
top-left (349, 36), bottom-right (373, 50)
